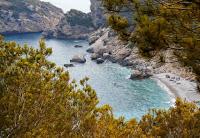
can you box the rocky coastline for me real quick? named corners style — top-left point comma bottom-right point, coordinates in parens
top-left (1, 0), bottom-right (199, 103)
top-left (87, 27), bottom-right (200, 103)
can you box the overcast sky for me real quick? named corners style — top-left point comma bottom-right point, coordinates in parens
top-left (41, 0), bottom-right (91, 13)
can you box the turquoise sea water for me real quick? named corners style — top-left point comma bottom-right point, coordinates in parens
top-left (5, 33), bottom-right (172, 119)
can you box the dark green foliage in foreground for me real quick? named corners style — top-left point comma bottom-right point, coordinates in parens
top-left (103, 0), bottom-right (200, 89)
top-left (0, 38), bottom-right (200, 137)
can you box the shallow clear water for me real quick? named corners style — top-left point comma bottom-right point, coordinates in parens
top-left (5, 33), bottom-right (172, 119)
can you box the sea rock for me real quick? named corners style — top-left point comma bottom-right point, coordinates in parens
top-left (0, 0), bottom-right (64, 34)
top-left (119, 58), bottom-right (134, 67)
top-left (166, 74), bottom-right (170, 78)
top-left (130, 70), bottom-right (143, 80)
top-left (64, 64), bottom-right (74, 68)
top-left (113, 48), bottom-right (132, 64)
top-left (91, 53), bottom-right (100, 60)
top-left (88, 28), bottom-right (105, 45)
top-left (96, 58), bottom-right (105, 64)
top-left (176, 77), bottom-right (181, 81)
top-left (106, 48), bottom-right (131, 65)
top-left (95, 47), bottom-right (108, 56)
top-left (171, 77), bottom-right (176, 80)
top-left (130, 69), bottom-right (153, 80)
top-left (74, 45), bottom-right (83, 48)
top-left (109, 55), bottom-right (118, 63)
top-left (102, 53), bottom-right (110, 59)
top-left (70, 55), bottom-right (86, 63)
top-left (88, 35), bottom-right (99, 45)
top-left (144, 68), bottom-right (153, 77)
top-left (86, 47), bottom-right (95, 53)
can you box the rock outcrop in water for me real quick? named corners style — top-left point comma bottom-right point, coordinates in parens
top-left (70, 54), bottom-right (86, 64)
top-left (130, 69), bottom-right (153, 80)
top-left (64, 64), bottom-right (74, 68)
top-left (0, 0), bottom-right (64, 34)
top-left (43, 9), bottom-right (95, 40)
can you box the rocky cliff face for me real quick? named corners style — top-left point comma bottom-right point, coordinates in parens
top-left (90, 0), bottom-right (133, 28)
top-left (0, 0), bottom-right (64, 34)
top-left (88, 28), bottom-right (197, 80)
top-left (43, 0), bottom-right (106, 39)
top-left (43, 9), bottom-right (95, 40)
top-left (90, 0), bottom-right (106, 28)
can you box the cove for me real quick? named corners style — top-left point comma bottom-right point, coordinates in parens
top-left (5, 33), bottom-right (173, 119)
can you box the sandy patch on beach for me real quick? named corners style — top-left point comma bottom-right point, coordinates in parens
top-left (153, 73), bottom-right (200, 103)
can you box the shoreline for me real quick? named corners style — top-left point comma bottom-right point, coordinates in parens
top-left (6, 31), bottom-right (199, 104)
top-left (87, 29), bottom-right (200, 104)
top-left (152, 76), bottom-right (176, 104)
top-left (88, 27), bottom-right (200, 105)
top-left (152, 73), bottom-right (200, 103)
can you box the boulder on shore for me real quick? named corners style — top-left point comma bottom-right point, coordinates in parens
top-left (70, 55), bottom-right (86, 63)
top-left (64, 64), bottom-right (74, 68)
top-left (91, 53), bottom-right (100, 60)
top-left (109, 56), bottom-right (118, 63)
top-left (86, 47), bottom-right (95, 53)
top-left (102, 53), bottom-right (110, 59)
top-left (96, 58), bottom-right (105, 64)
top-left (95, 47), bottom-right (109, 56)
top-left (130, 70), bottom-right (143, 80)
top-left (166, 74), bottom-right (170, 78)
top-left (119, 58), bottom-right (134, 67)
top-left (88, 35), bottom-right (99, 45)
